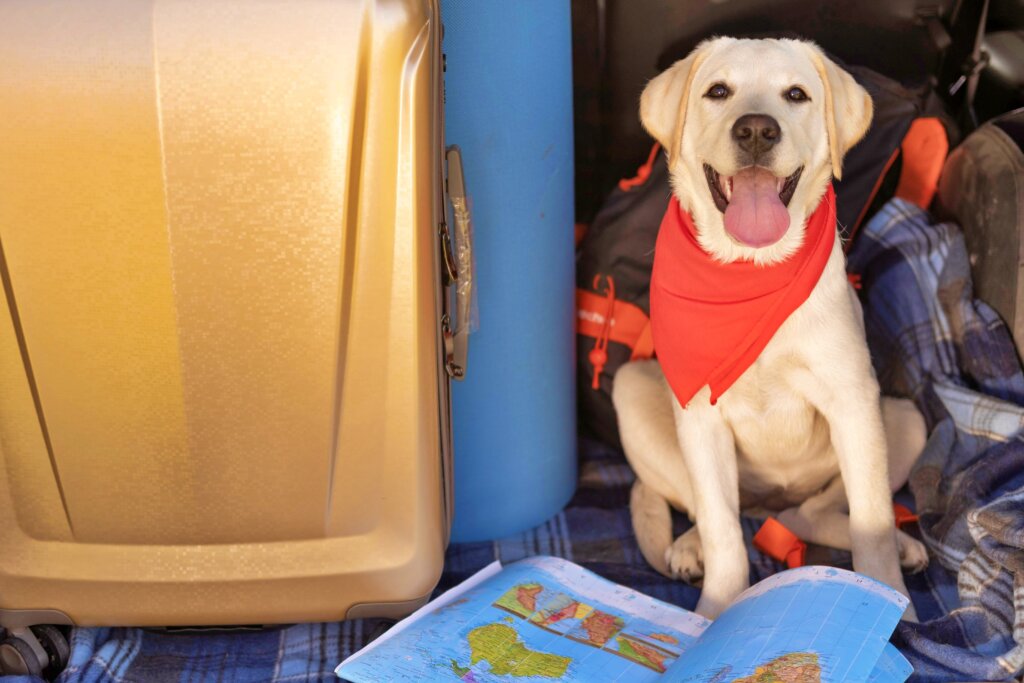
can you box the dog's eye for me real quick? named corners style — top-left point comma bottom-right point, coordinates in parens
top-left (785, 86), bottom-right (809, 103)
top-left (704, 83), bottom-right (732, 100)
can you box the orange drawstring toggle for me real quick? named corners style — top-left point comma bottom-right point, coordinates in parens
top-left (589, 275), bottom-right (616, 390)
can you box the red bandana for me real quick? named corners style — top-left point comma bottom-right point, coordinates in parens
top-left (650, 185), bottom-right (837, 407)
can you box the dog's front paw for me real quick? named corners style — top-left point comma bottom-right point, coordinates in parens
top-left (665, 527), bottom-right (704, 585)
top-left (897, 530), bottom-right (929, 574)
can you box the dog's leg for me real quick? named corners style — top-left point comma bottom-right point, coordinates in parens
top-left (776, 477), bottom-right (850, 547)
top-left (615, 362), bottom-right (699, 579)
top-left (792, 360), bottom-right (915, 619)
top-left (777, 477), bottom-right (929, 577)
top-left (672, 389), bottom-right (748, 619)
top-left (881, 397), bottom-right (927, 490)
top-left (614, 361), bottom-right (697, 513)
top-left (777, 512), bottom-right (930, 586)
top-left (629, 480), bottom-right (674, 576)
top-left (780, 397), bottom-right (928, 576)
top-left (614, 362), bottom-right (747, 609)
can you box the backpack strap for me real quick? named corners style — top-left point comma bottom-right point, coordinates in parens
top-left (618, 143), bottom-right (661, 192)
top-left (845, 116), bottom-right (950, 250)
top-left (577, 278), bottom-right (653, 388)
top-left (577, 286), bottom-right (651, 347)
top-left (894, 117), bottom-right (949, 209)
top-left (753, 518), bottom-right (807, 569)
top-left (846, 147), bottom-right (902, 251)
top-left (631, 321), bottom-right (655, 361)
top-left (575, 222), bottom-right (589, 247)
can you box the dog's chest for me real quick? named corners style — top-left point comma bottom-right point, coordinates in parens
top-left (719, 355), bottom-right (839, 508)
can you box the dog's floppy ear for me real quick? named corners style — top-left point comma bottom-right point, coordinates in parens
top-left (639, 42), bottom-right (712, 167)
top-left (805, 44), bottom-right (873, 181)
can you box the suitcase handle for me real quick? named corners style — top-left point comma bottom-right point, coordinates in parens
top-left (443, 145), bottom-right (473, 380)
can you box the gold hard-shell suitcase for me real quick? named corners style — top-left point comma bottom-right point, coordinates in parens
top-left (0, 0), bottom-right (469, 638)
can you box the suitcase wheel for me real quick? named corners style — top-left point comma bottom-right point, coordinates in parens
top-left (32, 625), bottom-right (71, 677)
top-left (0, 625), bottom-right (70, 679)
top-left (0, 634), bottom-right (43, 677)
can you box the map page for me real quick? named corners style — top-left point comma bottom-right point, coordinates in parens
top-left (868, 644), bottom-right (915, 683)
top-left (667, 566), bottom-right (911, 682)
top-left (335, 559), bottom-right (912, 683)
top-left (336, 555), bottom-right (710, 682)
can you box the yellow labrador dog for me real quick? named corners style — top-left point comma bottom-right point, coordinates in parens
top-left (613, 37), bottom-right (928, 620)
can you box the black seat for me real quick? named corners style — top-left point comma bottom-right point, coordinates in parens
top-left (978, 0), bottom-right (1024, 123)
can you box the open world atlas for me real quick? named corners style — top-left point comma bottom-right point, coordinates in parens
top-left (336, 557), bottom-right (911, 682)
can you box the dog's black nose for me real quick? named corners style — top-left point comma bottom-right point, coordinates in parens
top-left (731, 114), bottom-right (781, 157)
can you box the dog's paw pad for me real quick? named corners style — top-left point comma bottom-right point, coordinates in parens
top-left (665, 529), bottom-right (704, 585)
top-left (897, 532), bottom-right (929, 574)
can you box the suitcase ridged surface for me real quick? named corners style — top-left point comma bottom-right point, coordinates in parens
top-left (0, 0), bottom-right (448, 626)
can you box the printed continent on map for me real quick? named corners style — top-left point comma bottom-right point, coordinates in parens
top-left (731, 652), bottom-right (821, 683)
top-left (581, 611), bottom-right (625, 646)
top-left (494, 584), bottom-right (543, 617)
top-left (532, 594), bottom-right (580, 626)
top-left (449, 659), bottom-right (471, 677)
top-left (615, 635), bottom-right (670, 673)
top-left (463, 623), bottom-right (571, 678)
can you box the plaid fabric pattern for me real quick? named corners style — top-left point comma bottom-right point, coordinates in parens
top-left (1, 198), bottom-right (1021, 682)
top-left (848, 199), bottom-right (1024, 681)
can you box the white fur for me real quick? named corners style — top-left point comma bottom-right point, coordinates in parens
top-left (614, 38), bottom-right (927, 620)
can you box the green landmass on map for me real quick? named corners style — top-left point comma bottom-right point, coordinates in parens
top-left (615, 635), bottom-right (669, 673)
top-left (464, 623), bottom-right (571, 678)
top-left (494, 583), bottom-right (543, 617)
top-left (449, 659), bottom-right (470, 677)
top-left (731, 652), bottom-right (821, 683)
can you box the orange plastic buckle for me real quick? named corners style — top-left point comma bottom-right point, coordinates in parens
top-left (753, 518), bottom-right (806, 569)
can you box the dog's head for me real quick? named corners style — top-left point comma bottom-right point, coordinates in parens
top-left (640, 37), bottom-right (872, 264)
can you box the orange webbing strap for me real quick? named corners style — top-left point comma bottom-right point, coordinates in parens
top-left (577, 281), bottom-right (653, 388)
top-left (893, 502), bottom-right (920, 528)
top-left (575, 222), bottom-right (589, 247)
top-left (618, 143), bottom-right (662, 192)
top-left (576, 287), bottom-right (651, 346)
top-left (895, 117), bottom-right (948, 210)
top-left (754, 518), bottom-right (807, 569)
top-left (631, 320), bottom-right (655, 361)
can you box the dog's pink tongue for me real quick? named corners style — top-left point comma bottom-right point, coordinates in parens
top-left (723, 167), bottom-right (790, 247)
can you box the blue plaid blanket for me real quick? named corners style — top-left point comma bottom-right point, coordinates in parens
top-left (849, 199), bottom-right (1024, 681)
top-left (3, 198), bottom-right (1022, 682)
